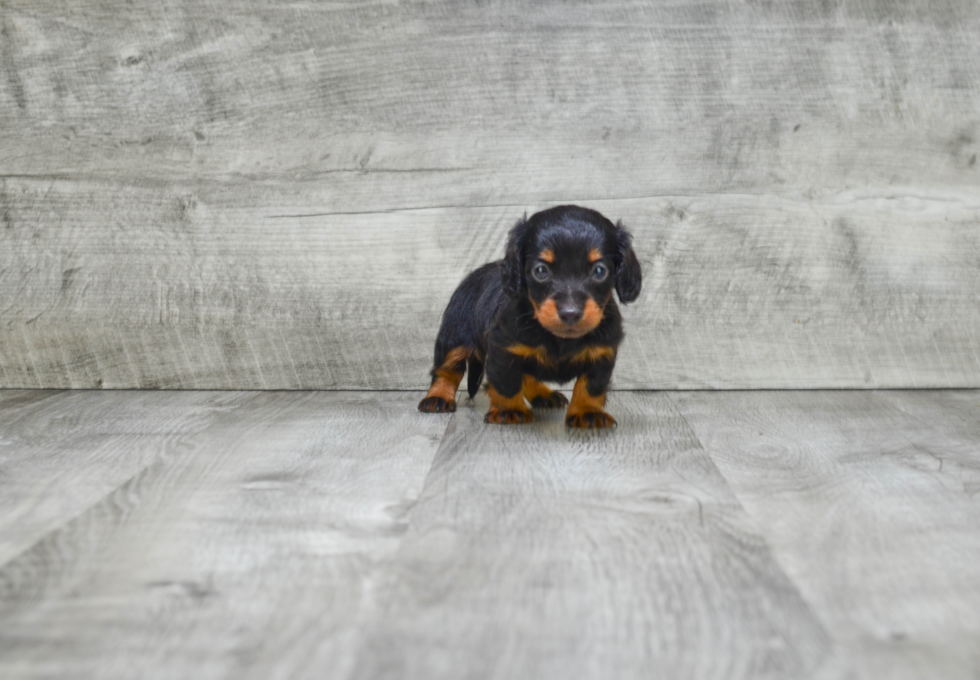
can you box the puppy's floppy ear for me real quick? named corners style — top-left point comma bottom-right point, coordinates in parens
top-left (501, 213), bottom-right (529, 297)
top-left (614, 220), bottom-right (642, 304)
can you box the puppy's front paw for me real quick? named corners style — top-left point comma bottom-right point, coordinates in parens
top-left (565, 410), bottom-right (616, 429)
top-left (530, 391), bottom-right (569, 409)
top-left (418, 396), bottom-right (456, 413)
top-left (485, 408), bottom-right (534, 424)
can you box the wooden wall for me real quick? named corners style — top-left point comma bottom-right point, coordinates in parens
top-left (1, 0), bottom-right (978, 389)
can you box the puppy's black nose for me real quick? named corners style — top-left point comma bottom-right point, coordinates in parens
top-left (558, 304), bottom-right (583, 325)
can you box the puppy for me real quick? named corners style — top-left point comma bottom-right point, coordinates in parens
top-left (418, 205), bottom-right (641, 428)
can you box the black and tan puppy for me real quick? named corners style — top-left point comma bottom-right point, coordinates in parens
top-left (418, 205), bottom-right (641, 428)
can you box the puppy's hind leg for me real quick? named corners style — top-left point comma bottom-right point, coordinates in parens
top-left (523, 375), bottom-right (568, 409)
top-left (466, 353), bottom-right (485, 399)
top-left (418, 347), bottom-right (470, 413)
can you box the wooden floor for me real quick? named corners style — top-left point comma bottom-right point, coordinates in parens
top-left (1, 389), bottom-right (978, 679)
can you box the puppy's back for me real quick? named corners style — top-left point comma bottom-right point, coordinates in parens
top-left (433, 261), bottom-right (505, 363)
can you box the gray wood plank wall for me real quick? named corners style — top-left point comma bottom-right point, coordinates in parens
top-left (2, 1), bottom-right (979, 389)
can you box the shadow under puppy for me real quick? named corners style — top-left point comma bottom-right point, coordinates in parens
top-left (419, 205), bottom-right (641, 428)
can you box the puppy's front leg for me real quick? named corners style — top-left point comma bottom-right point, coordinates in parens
top-left (484, 347), bottom-right (533, 424)
top-left (566, 366), bottom-right (616, 429)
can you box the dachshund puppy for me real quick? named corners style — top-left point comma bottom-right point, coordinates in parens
top-left (418, 205), bottom-right (641, 428)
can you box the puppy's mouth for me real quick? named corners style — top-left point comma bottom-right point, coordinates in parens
top-left (532, 298), bottom-right (604, 339)
top-left (549, 327), bottom-right (591, 339)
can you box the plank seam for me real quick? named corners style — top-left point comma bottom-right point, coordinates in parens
top-left (663, 390), bottom-right (846, 673)
top-left (0, 392), bottom-right (260, 572)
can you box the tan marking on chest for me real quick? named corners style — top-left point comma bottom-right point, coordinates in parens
top-left (570, 345), bottom-right (616, 364)
top-left (506, 343), bottom-right (557, 369)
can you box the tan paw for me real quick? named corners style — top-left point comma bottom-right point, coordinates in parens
top-left (529, 391), bottom-right (569, 409)
top-left (418, 396), bottom-right (456, 413)
top-left (485, 408), bottom-right (534, 424)
top-left (565, 410), bottom-right (616, 429)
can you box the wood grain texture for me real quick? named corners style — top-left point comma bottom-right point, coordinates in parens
top-left (0, 389), bottom-right (248, 566)
top-left (2, 187), bottom-right (979, 389)
top-left (3, 389), bottom-right (980, 677)
top-left (1, 0), bottom-right (977, 185)
top-left (671, 390), bottom-right (980, 680)
top-left (1, 0), bottom-right (979, 389)
top-left (350, 391), bottom-right (836, 680)
top-left (0, 391), bottom-right (450, 680)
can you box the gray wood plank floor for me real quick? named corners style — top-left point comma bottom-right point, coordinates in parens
top-left (1, 389), bottom-right (978, 679)
top-left (672, 390), bottom-right (980, 680)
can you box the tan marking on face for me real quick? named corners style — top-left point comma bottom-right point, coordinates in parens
top-left (532, 296), bottom-right (605, 339)
top-left (580, 298), bottom-right (604, 330)
top-left (539, 249), bottom-right (555, 264)
top-left (506, 343), bottom-right (557, 369)
top-left (565, 374), bottom-right (607, 418)
top-left (571, 345), bottom-right (617, 364)
top-left (531, 297), bottom-right (562, 331)
top-left (522, 375), bottom-right (555, 401)
top-left (588, 248), bottom-right (602, 263)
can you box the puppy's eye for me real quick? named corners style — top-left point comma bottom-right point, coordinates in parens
top-left (532, 263), bottom-right (551, 282)
top-left (591, 263), bottom-right (609, 282)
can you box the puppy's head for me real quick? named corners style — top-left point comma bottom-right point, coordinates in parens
top-left (502, 205), bottom-right (642, 339)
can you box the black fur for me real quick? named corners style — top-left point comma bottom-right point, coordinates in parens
top-left (614, 221), bottom-right (642, 303)
top-left (501, 214), bottom-right (529, 299)
top-left (420, 205), bottom-right (641, 426)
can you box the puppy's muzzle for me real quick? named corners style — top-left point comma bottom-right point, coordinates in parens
top-left (554, 291), bottom-right (587, 327)
top-left (558, 303), bottom-right (583, 325)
